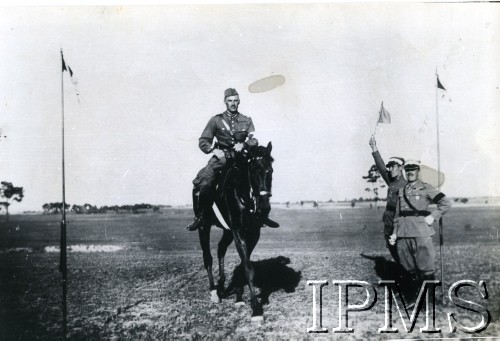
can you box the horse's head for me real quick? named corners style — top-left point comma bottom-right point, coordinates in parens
top-left (247, 142), bottom-right (274, 217)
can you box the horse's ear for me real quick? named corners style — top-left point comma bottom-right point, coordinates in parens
top-left (266, 141), bottom-right (272, 152)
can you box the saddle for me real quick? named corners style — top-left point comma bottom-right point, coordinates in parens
top-left (215, 166), bottom-right (234, 199)
top-left (214, 158), bottom-right (253, 209)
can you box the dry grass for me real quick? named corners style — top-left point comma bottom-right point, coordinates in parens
top-left (1, 206), bottom-right (499, 339)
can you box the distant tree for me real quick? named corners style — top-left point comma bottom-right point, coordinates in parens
top-left (42, 203), bottom-right (51, 214)
top-left (460, 198), bottom-right (469, 204)
top-left (0, 182), bottom-right (24, 221)
top-left (362, 165), bottom-right (385, 204)
top-left (71, 204), bottom-right (86, 214)
top-left (83, 203), bottom-right (99, 214)
top-left (44, 202), bottom-right (70, 214)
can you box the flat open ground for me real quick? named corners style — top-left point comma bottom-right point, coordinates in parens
top-left (1, 205), bottom-right (499, 339)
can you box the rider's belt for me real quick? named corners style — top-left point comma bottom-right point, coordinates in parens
top-left (214, 145), bottom-right (234, 159)
top-left (400, 210), bottom-right (431, 217)
top-left (386, 205), bottom-right (396, 212)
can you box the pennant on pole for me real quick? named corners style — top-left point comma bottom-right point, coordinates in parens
top-left (436, 75), bottom-right (451, 102)
top-left (377, 102), bottom-right (391, 124)
top-left (437, 76), bottom-right (446, 91)
top-left (61, 52), bottom-right (80, 101)
top-left (61, 56), bottom-right (73, 77)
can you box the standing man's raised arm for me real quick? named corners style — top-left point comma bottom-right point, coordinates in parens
top-left (370, 136), bottom-right (390, 185)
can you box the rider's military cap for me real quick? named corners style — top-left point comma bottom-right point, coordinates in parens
top-left (224, 88), bottom-right (239, 100)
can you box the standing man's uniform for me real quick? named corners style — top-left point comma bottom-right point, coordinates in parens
top-left (186, 88), bottom-right (279, 231)
top-left (392, 160), bottom-right (452, 282)
top-left (370, 138), bottom-right (406, 262)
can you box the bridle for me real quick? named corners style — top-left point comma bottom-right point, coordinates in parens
top-left (246, 154), bottom-right (273, 213)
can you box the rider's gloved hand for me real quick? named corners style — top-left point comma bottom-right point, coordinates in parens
top-left (213, 149), bottom-right (225, 159)
top-left (233, 142), bottom-right (245, 152)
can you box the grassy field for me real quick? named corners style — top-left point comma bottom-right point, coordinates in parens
top-left (1, 206), bottom-right (499, 340)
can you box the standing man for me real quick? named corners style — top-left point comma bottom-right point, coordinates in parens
top-left (389, 160), bottom-right (452, 293)
top-left (185, 88), bottom-right (279, 231)
top-left (369, 136), bottom-right (406, 262)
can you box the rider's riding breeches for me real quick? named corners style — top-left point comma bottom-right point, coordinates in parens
top-left (192, 155), bottom-right (228, 214)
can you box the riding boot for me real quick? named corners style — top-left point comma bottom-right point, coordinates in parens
top-left (262, 216), bottom-right (280, 228)
top-left (186, 188), bottom-right (202, 231)
top-left (422, 273), bottom-right (436, 282)
top-left (186, 185), bottom-right (213, 231)
top-left (399, 272), bottom-right (419, 308)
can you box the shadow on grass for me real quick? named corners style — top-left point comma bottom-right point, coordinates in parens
top-left (222, 256), bottom-right (302, 305)
top-left (360, 253), bottom-right (418, 301)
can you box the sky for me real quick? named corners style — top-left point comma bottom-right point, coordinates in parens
top-left (0, 3), bottom-right (499, 212)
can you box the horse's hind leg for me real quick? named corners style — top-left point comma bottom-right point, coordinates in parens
top-left (217, 229), bottom-right (234, 293)
top-left (218, 263), bottom-right (246, 306)
top-left (198, 223), bottom-right (219, 302)
top-left (235, 285), bottom-right (245, 306)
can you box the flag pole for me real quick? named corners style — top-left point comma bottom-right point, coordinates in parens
top-left (60, 48), bottom-right (68, 338)
top-left (436, 68), bottom-right (445, 303)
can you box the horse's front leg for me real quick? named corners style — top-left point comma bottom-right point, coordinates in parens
top-left (232, 229), bottom-right (263, 321)
top-left (217, 229), bottom-right (234, 294)
top-left (246, 225), bottom-right (261, 258)
top-left (198, 223), bottom-right (219, 303)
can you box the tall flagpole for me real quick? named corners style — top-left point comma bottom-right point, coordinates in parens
top-left (60, 48), bottom-right (68, 338)
top-left (436, 68), bottom-right (445, 303)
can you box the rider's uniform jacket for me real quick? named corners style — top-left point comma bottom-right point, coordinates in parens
top-left (394, 179), bottom-right (452, 237)
top-left (198, 111), bottom-right (258, 154)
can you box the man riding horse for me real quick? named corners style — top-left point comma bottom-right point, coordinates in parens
top-left (186, 88), bottom-right (279, 231)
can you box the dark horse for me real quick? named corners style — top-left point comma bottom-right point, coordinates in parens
top-left (196, 142), bottom-right (274, 321)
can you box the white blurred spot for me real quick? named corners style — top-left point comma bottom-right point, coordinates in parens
top-left (44, 244), bottom-right (125, 253)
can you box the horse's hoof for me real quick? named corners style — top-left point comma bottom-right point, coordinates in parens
top-left (251, 315), bottom-right (264, 323)
top-left (210, 290), bottom-right (220, 303)
top-left (235, 301), bottom-right (245, 307)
